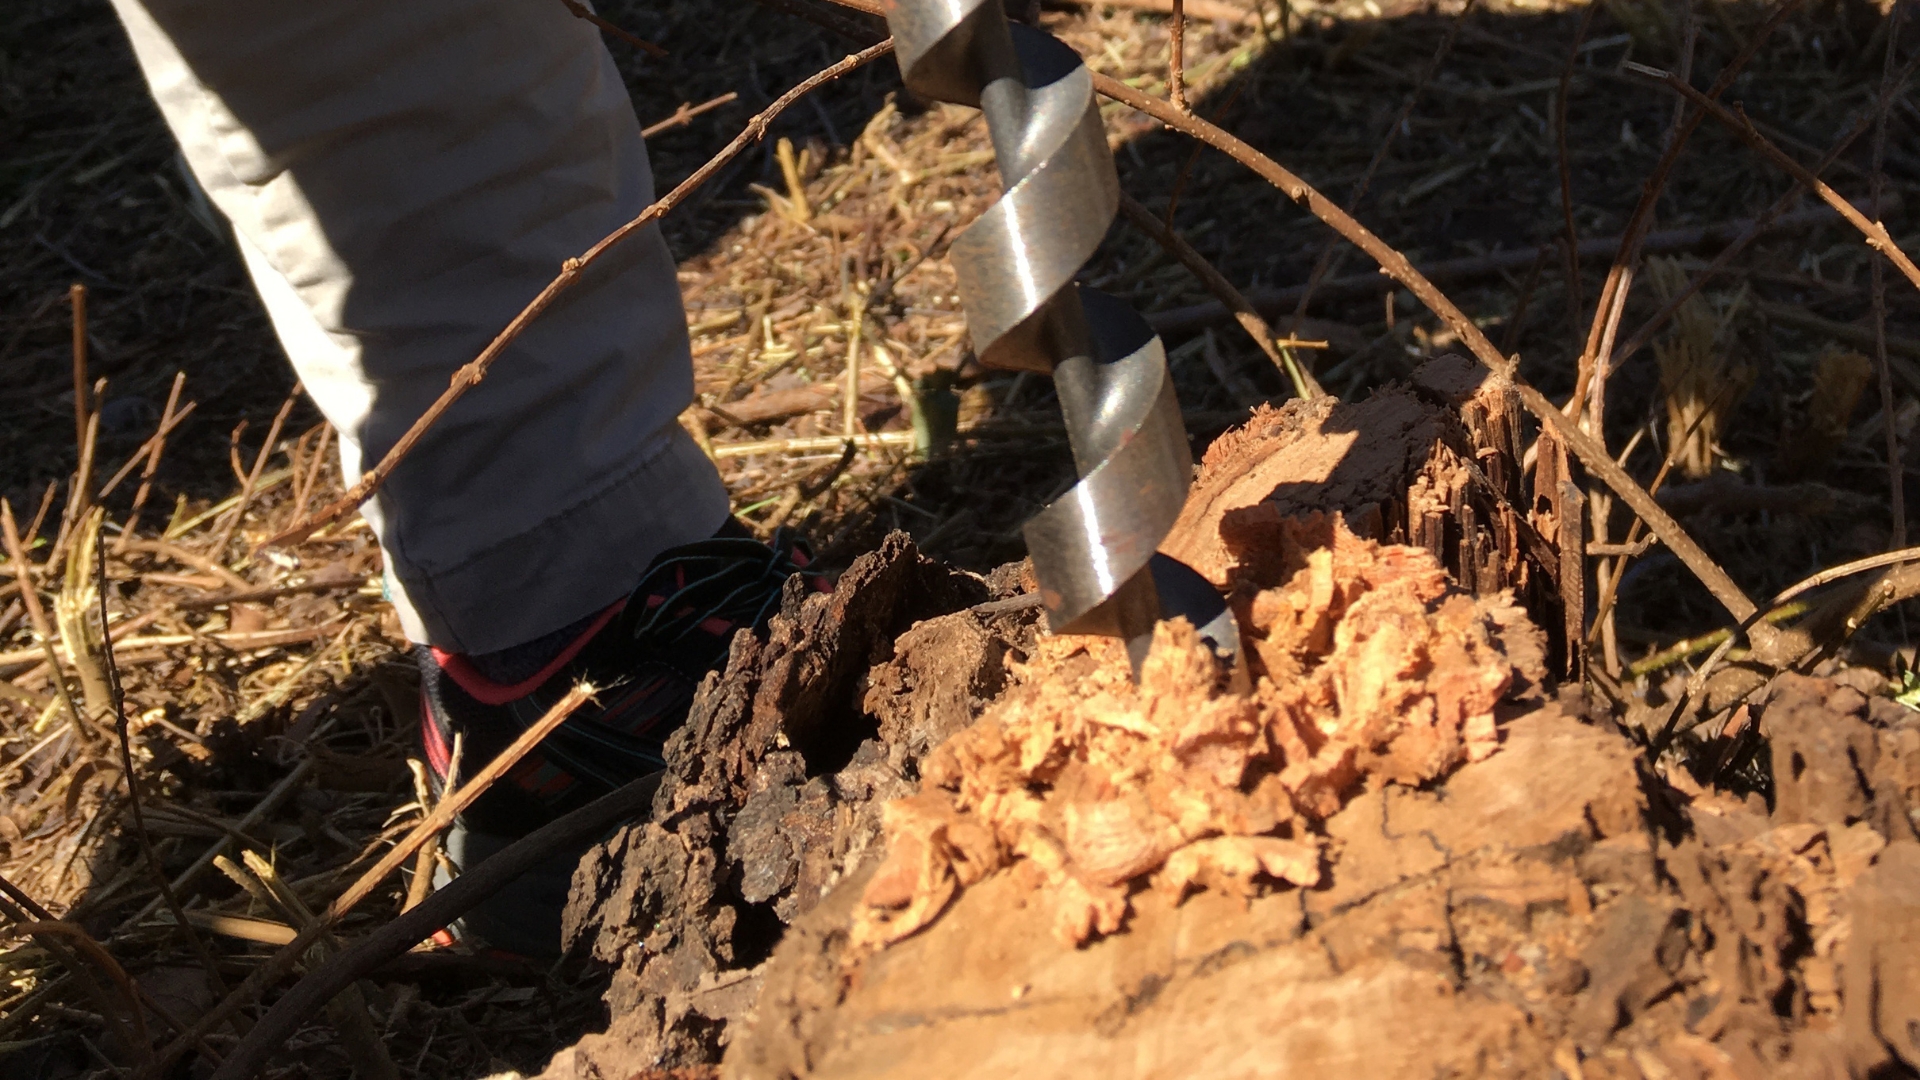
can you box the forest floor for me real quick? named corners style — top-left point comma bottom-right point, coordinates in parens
top-left (3, 0), bottom-right (1920, 1076)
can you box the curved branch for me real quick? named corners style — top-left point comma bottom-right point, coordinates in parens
top-left (1087, 71), bottom-right (1771, 654)
top-left (206, 774), bottom-right (660, 1080)
top-left (1639, 65), bottom-right (1920, 293)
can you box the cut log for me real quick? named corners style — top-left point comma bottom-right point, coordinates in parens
top-left (724, 675), bottom-right (1920, 1080)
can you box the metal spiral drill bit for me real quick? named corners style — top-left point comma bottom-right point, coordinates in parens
top-left (883, 0), bottom-right (1234, 667)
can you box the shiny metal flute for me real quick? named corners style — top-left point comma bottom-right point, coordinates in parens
top-left (882, 0), bottom-right (1228, 667)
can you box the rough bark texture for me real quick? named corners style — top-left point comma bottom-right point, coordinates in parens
top-left (530, 376), bottom-right (1920, 1080)
top-left (731, 677), bottom-right (1920, 1080)
top-left (545, 534), bottom-right (1041, 1077)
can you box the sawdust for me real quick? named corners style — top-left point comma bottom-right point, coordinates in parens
top-left (729, 677), bottom-right (1920, 1080)
top-left (850, 515), bottom-right (1545, 950)
top-left (539, 384), bottom-right (1920, 1080)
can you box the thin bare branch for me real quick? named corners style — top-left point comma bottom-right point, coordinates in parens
top-left (99, 380), bottom-right (193, 500)
top-left (98, 534), bottom-right (240, 1031)
top-left (1640, 65), bottom-right (1920, 293)
top-left (1091, 71), bottom-right (1772, 656)
top-left (1555, 4), bottom-right (1595, 351)
top-left (1168, 0), bottom-right (1189, 113)
top-left (1873, 5), bottom-right (1908, 546)
top-left (642, 92), bottom-right (740, 138)
top-left (69, 284), bottom-right (88, 455)
top-left (5, 920), bottom-right (151, 1068)
top-left (1, 499), bottom-right (86, 732)
top-left (1116, 191), bottom-right (1322, 398)
top-left (1285, 0), bottom-right (1475, 341)
top-left (266, 39), bottom-right (895, 548)
top-left (1605, 93), bottom-right (1888, 368)
top-left (207, 773), bottom-right (659, 1080)
top-left (1145, 200), bottom-right (1878, 336)
top-left (558, 0), bottom-right (669, 56)
top-left (211, 388), bottom-right (297, 555)
top-left (1566, 0), bottom-right (1807, 423)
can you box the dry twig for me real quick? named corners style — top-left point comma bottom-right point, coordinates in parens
top-left (1, 499), bottom-right (86, 731)
top-left (139, 684), bottom-right (597, 1078)
top-left (0, 877), bottom-right (206, 1062)
top-left (1144, 202), bottom-right (1870, 336)
top-left (5, 920), bottom-right (151, 1068)
top-left (1567, 0), bottom-right (1805, 424)
top-left (1872, 5), bottom-right (1908, 546)
top-left (97, 537), bottom-right (240, 1028)
top-left (1640, 66), bottom-right (1920, 293)
top-left (643, 92), bottom-right (741, 138)
top-left (114, 760), bottom-right (316, 934)
top-left (1090, 72), bottom-right (1773, 659)
top-left (1059, 0), bottom-right (1260, 26)
top-left (1605, 108), bottom-right (1886, 369)
top-left (558, 0), bottom-right (669, 56)
top-left (1115, 191), bottom-right (1321, 398)
top-left (1555, 4), bottom-right (1595, 349)
top-left (98, 376), bottom-right (192, 500)
top-left (1284, 0), bottom-right (1475, 343)
top-left (69, 283), bottom-right (88, 455)
top-left (208, 773), bottom-right (661, 1080)
top-left (1167, 0), bottom-right (1188, 113)
top-left (211, 388), bottom-right (297, 556)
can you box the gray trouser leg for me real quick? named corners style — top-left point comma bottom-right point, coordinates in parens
top-left (109, 0), bottom-right (731, 652)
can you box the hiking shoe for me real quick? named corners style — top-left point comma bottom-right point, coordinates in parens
top-left (416, 527), bottom-right (822, 956)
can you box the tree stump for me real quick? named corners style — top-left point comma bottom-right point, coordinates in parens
top-left (1161, 356), bottom-right (1545, 603)
top-left (531, 374), bottom-right (1916, 1080)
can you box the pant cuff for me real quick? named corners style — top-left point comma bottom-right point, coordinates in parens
top-left (383, 421), bottom-right (729, 652)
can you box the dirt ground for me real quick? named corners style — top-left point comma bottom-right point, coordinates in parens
top-left (6, 0), bottom-right (1920, 1076)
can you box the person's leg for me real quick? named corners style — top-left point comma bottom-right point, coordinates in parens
top-left (108, 0), bottom-right (795, 956)
top-left (109, 0), bottom-right (731, 653)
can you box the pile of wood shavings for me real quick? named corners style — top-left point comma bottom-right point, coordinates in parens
top-left (853, 515), bottom-right (1545, 949)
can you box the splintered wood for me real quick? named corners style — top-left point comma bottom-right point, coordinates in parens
top-left (853, 513), bottom-right (1544, 950)
top-left (1161, 379), bottom-right (1535, 601)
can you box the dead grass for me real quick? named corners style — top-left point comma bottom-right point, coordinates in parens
top-left (5, 0), bottom-right (1920, 1075)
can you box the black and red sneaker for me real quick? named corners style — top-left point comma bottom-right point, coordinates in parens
top-left (416, 527), bottom-right (823, 956)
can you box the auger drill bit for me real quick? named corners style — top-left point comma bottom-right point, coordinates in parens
top-left (883, 0), bottom-right (1236, 671)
